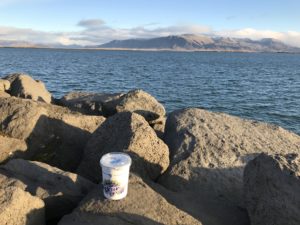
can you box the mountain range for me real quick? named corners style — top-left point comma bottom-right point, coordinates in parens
top-left (0, 40), bottom-right (81, 49)
top-left (1, 34), bottom-right (300, 53)
top-left (96, 34), bottom-right (300, 53)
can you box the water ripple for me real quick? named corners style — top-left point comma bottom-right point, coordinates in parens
top-left (0, 48), bottom-right (299, 134)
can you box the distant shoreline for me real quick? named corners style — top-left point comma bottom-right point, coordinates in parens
top-left (0, 46), bottom-right (299, 54)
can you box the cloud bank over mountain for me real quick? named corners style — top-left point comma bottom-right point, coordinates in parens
top-left (0, 19), bottom-right (300, 47)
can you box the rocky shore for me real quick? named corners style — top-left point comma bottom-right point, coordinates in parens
top-left (0, 73), bottom-right (299, 225)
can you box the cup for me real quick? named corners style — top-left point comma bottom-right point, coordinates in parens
top-left (100, 152), bottom-right (132, 200)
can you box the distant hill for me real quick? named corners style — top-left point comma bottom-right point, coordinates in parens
top-left (0, 40), bottom-right (44, 48)
top-left (0, 40), bottom-right (82, 49)
top-left (95, 34), bottom-right (300, 53)
top-left (1, 34), bottom-right (299, 52)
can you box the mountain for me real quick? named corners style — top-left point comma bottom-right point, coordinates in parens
top-left (1, 34), bottom-right (299, 52)
top-left (0, 40), bottom-right (82, 49)
top-left (96, 34), bottom-right (300, 53)
top-left (0, 40), bottom-right (44, 48)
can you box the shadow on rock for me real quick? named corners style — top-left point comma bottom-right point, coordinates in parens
top-left (95, 212), bottom-right (165, 225)
top-left (18, 114), bottom-right (91, 172)
top-left (25, 208), bottom-right (45, 225)
top-left (77, 112), bottom-right (169, 183)
top-left (155, 165), bottom-right (250, 225)
top-left (59, 211), bottom-right (165, 225)
top-left (0, 159), bottom-right (95, 225)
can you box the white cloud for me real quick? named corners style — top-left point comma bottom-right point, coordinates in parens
top-left (72, 23), bottom-right (212, 45)
top-left (1, 26), bottom-right (67, 45)
top-left (0, 20), bottom-right (300, 47)
top-left (216, 28), bottom-right (300, 47)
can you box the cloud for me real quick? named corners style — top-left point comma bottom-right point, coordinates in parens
top-left (77, 19), bottom-right (105, 28)
top-left (71, 23), bottom-right (212, 45)
top-left (0, 19), bottom-right (300, 47)
top-left (216, 28), bottom-right (300, 47)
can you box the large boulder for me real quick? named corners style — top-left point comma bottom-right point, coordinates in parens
top-left (0, 79), bottom-right (10, 91)
top-left (7, 73), bottom-right (52, 103)
top-left (0, 97), bottom-right (105, 171)
top-left (0, 159), bottom-right (95, 223)
top-left (0, 135), bottom-right (27, 163)
top-left (59, 90), bottom-right (166, 125)
top-left (244, 153), bottom-right (300, 225)
top-left (107, 89), bottom-right (166, 123)
top-left (58, 174), bottom-right (202, 225)
top-left (160, 108), bottom-right (300, 204)
top-left (0, 186), bottom-right (45, 225)
top-left (158, 108), bottom-right (300, 225)
top-left (77, 112), bottom-right (169, 182)
top-left (59, 91), bottom-right (124, 115)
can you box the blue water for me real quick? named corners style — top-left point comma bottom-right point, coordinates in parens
top-left (0, 48), bottom-right (299, 134)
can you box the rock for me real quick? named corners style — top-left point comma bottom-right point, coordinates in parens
top-left (0, 79), bottom-right (10, 91)
top-left (58, 174), bottom-right (202, 225)
top-left (59, 90), bottom-right (165, 124)
top-left (8, 73), bottom-right (52, 103)
top-left (77, 112), bottom-right (169, 182)
top-left (59, 91), bottom-right (124, 115)
top-left (0, 159), bottom-right (96, 223)
top-left (0, 91), bottom-right (10, 98)
top-left (148, 179), bottom-right (250, 225)
top-left (0, 97), bottom-right (106, 171)
top-left (2, 72), bottom-right (23, 83)
top-left (0, 186), bottom-right (45, 225)
top-left (160, 108), bottom-right (300, 204)
top-left (151, 117), bottom-right (166, 139)
top-left (158, 108), bottom-right (300, 225)
top-left (106, 89), bottom-right (165, 123)
top-left (0, 135), bottom-right (27, 163)
top-left (244, 153), bottom-right (300, 225)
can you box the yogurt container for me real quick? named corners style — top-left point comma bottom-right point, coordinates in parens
top-left (100, 152), bottom-right (132, 200)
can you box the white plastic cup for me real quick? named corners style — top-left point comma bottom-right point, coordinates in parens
top-left (100, 152), bottom-right (132, 200)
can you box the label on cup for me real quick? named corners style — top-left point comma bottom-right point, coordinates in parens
top-left (102, 169), bottom-right (128, 198)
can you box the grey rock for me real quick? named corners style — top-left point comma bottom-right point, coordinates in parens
top-left (59, 91), bottom-right (124, 115)
top-left (0, 91), bottom-right (10, 98)
top-left (77, 112), bottom-right (169, 182)
top-left (59, 90), bottom-right (165, 125)
top-left (158, 108), bottom-right (300, 225)
top-left (0, 97), bottom-right (106, 171)
top-left (160, 108), bottom-right (300, 203)
top-left (0, 159), bottom-right (95, 223)
top-left (109, 89), bottom-right (166, 123)
top-left (151, 117), bottom-right (166, 139)
top-left (0, 135), bottom-right (27, 163)
top-left (58, 174), bottom-right (202, 225)
top-left (0, 186), bottom-right (45, 225)
top-left (7, 73), bottom-right (52, 103)
top-left (2, 72), bottom-right (22, 83)
top-left (244, 153), bottom-right (300, 225)
top-left (0, 79), bottom-right (10, 91)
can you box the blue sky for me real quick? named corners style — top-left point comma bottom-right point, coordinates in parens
top-left (0, 0), bottom-right (300, 46)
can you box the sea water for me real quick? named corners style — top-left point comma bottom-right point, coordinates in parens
top-left (0, 48), bottom-right (299, 134)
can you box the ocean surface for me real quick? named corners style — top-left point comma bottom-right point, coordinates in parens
top-left (0, 48), bottom-right (299, 134)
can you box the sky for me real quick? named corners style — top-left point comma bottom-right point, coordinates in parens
top-left (0, 0), bottom-right (300, 46)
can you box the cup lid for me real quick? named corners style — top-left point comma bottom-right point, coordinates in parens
top-left (100, 152), bottom-right (132, 168)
